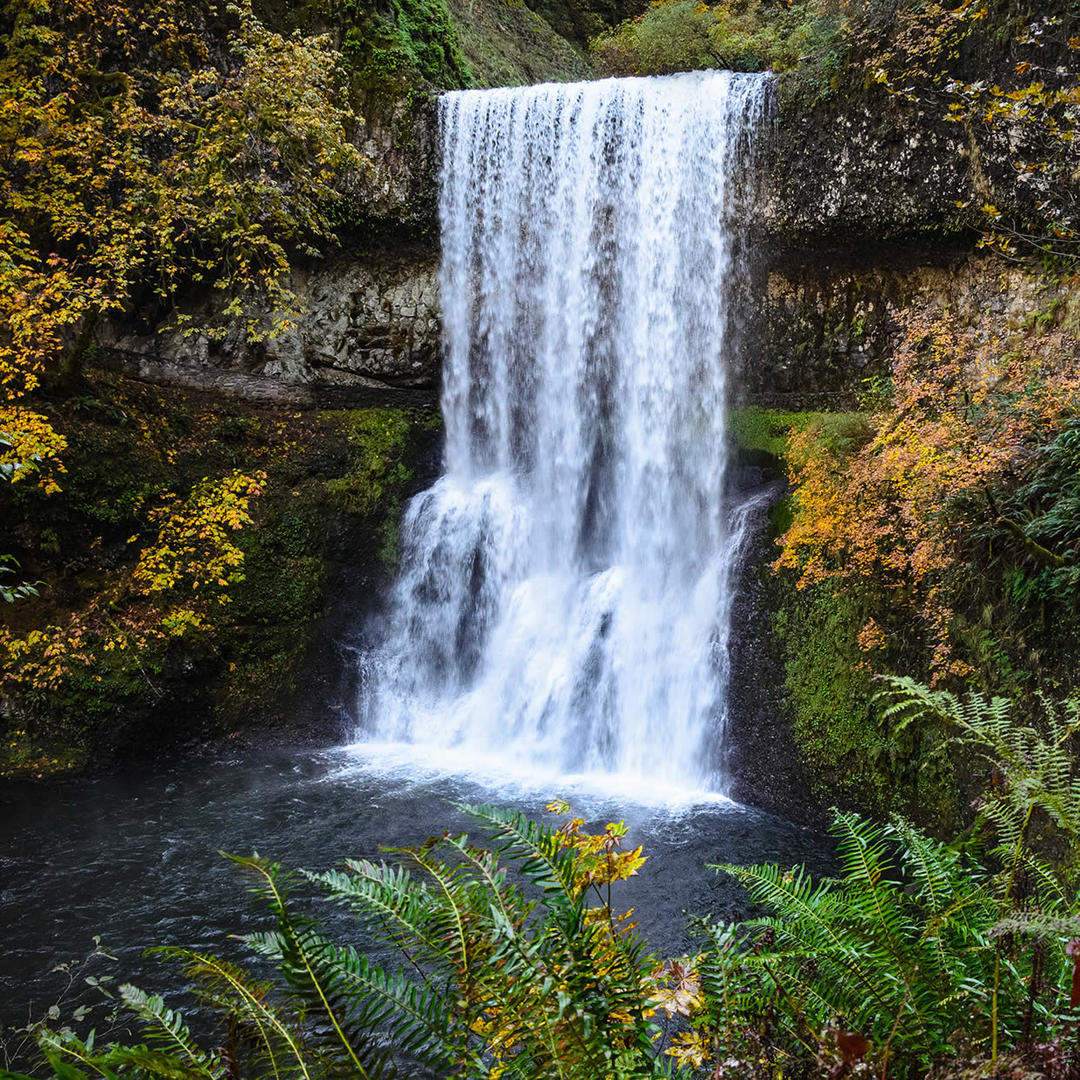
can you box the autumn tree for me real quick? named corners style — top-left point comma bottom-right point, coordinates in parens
top-left (1, 468), bottom-right (266, 694)
top-left (775, 310), bottom-right (1080, 678)
top-left (0, 0), bottom-right (365, 484)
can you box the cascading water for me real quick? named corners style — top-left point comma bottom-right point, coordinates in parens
top-left (356, 71), bottom-right (771, 799)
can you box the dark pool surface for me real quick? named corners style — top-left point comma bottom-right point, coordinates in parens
top-left (0, 746), bottom-right (833, 1033)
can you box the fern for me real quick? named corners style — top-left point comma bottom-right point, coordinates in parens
top-left (714, 809), bottom-right (1006, 1073)
top-left (22, 769), bottom-right (1078, 1080)
top-left (878, 675), bottom-right (1080, 851)
top-left (114, 986), bottom-right (224, 1077)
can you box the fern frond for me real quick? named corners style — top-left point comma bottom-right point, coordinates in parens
top-left (150, 947), bottom-right (312, 1080)
top-left (306, 860), bottom-right (445, 962)
top-left (116, 985), bottom-right (224, 1078)
top-left (455, 801), bottom-right (578, 897)
top-left (286, 938), bottom-right (463, 1071)
top-left (230, 854), bottom-right (396, 1080)
top-left (890, 817), bottom-right (972, 917)
top-left (991, 911), bottom-right (1080, 940)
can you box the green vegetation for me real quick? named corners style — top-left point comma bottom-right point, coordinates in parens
top-left (0, 0), bottom-right (365, 492)
top-left (775, 585), bottom-right (880, 798)
top-left (8, 683), bottom-right (1080, 1079)
top-left (341, 0), bottom-right (473, 93)
top-left (0, 376), bottom-right (440, 777)
top-left (590, 0), bottom-right (846, 86)
top-left (445, 0), bottom-right (591, 87)
top-left (3, 0), bottom-right (1080, 1072)
top-left (729, 407), bottom-right (868, 463)
top-left (732, 365), bottom-right (1080, 826)
top-left (732, 408), bottom-right (904, 811)
top-left (326, 407), bottom-right (442, 569)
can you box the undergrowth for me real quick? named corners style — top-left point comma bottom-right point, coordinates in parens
top-left (6, 681), bottom-right (1080, 1079)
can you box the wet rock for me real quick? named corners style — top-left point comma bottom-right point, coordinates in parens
top-left (101, 252), bottom-right (441, 397)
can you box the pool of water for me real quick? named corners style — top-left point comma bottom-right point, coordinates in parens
top-left (0, 744), bottom-right (832, 1038)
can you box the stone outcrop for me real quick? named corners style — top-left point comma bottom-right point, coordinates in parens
top-left (95, 33), bottom-right (1077, 406)
top-left (350, 92), bottom-right (440, 234)
top-left (761, 94), bottom-right (975, 253)
top-left (743, 251), bottom-right (1074, 406)
top-left (102, 252), bottom-right (441, 403)
top-left (742, 73), bottom-right (1079, 403)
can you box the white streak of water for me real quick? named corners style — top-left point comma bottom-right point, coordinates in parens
top-left (355, 71), bottom-right (770, 800)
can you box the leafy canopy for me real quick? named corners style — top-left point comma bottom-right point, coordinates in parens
top-left (0, 0), bottom-right (365, 483)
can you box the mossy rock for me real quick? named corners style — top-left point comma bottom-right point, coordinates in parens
top-left (1, 377), bottom-right (443, 774)
top-left (774, 580), bottom-right (958, 827)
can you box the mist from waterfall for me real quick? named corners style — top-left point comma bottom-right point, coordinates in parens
top-left (355, 71), bottom-right (770, 800)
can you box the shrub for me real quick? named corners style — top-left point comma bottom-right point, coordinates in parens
top-left (590, 0), bottom-right (846, 79)
top-left (13, 690), bottom-right (1080, 1080)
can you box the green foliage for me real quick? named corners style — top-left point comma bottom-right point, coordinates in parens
top-left (978, 419), bottom-right (1080, 603)
top-left (878, 675), bottom-right (1080, 857)
top-left (326, 407), bottom-right (440, 570)
top-left (16, 700), bottom-right (1080, 1079)
top-left (0, 380), bottom-right (440, 772)
top-left (728, 408), bottom-right (868, 464)
top-left (0, 556), bottom-right (38, 604)
top-left (24, 804), bottom-right (669, 1080)
top-left (728, 407), bottom-right (807, 461)
top-left (591, 1), bottom-right (724, 77)
top-left (854, 372), bottom-right (894, 411)
top-left (701, 808), bottom-right (1078, 1078)
top-left (939, 412), bottom-right (1080, 696)
top-left (690, 685), bottom-right (1080, 1073)
top-left (793, 409), bottom-right (873, 459)
top-left (0, 0), bottom-right (366, 487)
top-left (341, 0), bottom-right (472, 92)
top-left (444, 0), bottom-right (591, 89)
top-left (590, 0), bottom-right (845, 80)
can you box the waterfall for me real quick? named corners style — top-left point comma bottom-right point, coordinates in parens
top-left (357, 71), bottom-right (771, 798)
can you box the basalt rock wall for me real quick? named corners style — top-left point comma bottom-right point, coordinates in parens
top-left (741, 250), bottom-right (1074, 407)
top-left (102, 250), bottom-right (441, 405)
top-left (100, 67), bottom-right (1077, 405)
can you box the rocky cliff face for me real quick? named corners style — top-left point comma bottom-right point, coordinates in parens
top-left (762, 94), bottom-right (973, 253)
top-left (98, 36), bottom-right (1076, 407)
top-left (742, 251), bottom-right (1074, 405)
top-left (103, 251), bottom-right (441, 404)
top-left (747, 74), bottom-right (1078, 401)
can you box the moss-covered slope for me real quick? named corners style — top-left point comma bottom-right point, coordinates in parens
top-left (0, 374), bottom-right (441, 778)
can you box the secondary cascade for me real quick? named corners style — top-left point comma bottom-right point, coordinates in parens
top-left (357, 71), bottom-right (771, 796)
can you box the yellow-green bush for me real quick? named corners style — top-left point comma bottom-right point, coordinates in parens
top-left (590, 0), bottom-right (845, 78)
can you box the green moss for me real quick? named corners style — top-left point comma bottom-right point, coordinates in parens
top-left (742, 405), bottom-right (956, 824)
top-left (328, 406), bottom-right (442, 570)
top-left (728, 407), bottom-right (810, 460)
top-left (326, 409), bottom-right (415, 514)
top-left (775, 583), bottom-right (883, 805)
top-left (342, 0), bottom-right (472, 93)
top-left (728, 407), bottom-right (870, 465)
top-left (776, 582), bottom-right (956, 823)
top-left (325, 406), bottom-right (441, 572)
top-left (445, 0), bottom-right (590, 87)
